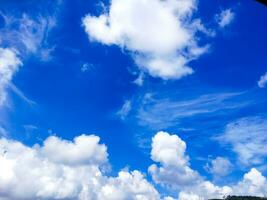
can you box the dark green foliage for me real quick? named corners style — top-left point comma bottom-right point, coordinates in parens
top-left (209, 196), bottom-right (267, 200)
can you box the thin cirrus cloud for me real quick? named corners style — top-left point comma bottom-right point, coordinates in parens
top-left (1, 131), bottom-right (267, 200)
top-left (0, 8), bottom-right (58, 107)
top-left (217, 116), bottom-right (267, 166)
top-left (82, 0), bottom-right (212, 80)
top-left (0, 134), bottom-right (159, 200)
top-left (216, 9), bottom-right (235, 28)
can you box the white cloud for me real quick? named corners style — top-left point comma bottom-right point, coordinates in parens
top-left (216, 9), bottom-right (235, 28)
top-left (0, 13), bottom-right (56, 60)
top-left (41, 134), bottom-right (108, 166)
top-left (148, 131), bottom-right (201, 189)
top-left (117, 100), bottom-right (132, 120)
top-left (96, 170), bottom-right (160, 200)
top-left (178, 168), bottom-right (267, 200)
top-left (205, 157), bottom-right (233, 177)
top-left (178, 182), bottom-right (232, 200)
top-left (148, 132), bottom-right (232, 200)
top-left (233, 168), bottom-right (267, 196)
top-left (148, 131), bottom-right (267, 200)
top-left (0, 135), bottom-right (107, 200)
top-left (1, 131), bottom-right (267, 199)
top-left (0, 134), bottom-right (160, 200)
top-left (258, 72), bottom-right (267, 88)
top-left (83, 0), bottom-right (210, 80)
top-left (0, 48), bottom-right (22, 105)
top-left (217, 116), bottom-right (267, 166)
top-left (133, 72), bottom-right (145, 86)
top-left (137, 92), bottom-right (246, 129)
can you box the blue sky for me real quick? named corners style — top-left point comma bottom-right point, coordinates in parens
top-left (0, 0), bottom-right (267, 199)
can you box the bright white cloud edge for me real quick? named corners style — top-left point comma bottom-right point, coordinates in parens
top-left (0, 12), bottom-right (57, 107)
top-left (82, 0), bottom-right (210, 80)
top-left (1, 131), bottom-right (267, 200)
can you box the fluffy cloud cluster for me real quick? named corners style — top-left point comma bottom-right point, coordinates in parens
top-left (149, 131), bottom-right (232, 200)
top-left (149, 131), bottom-right (267, 200)
top-left (148, 131), bottom-right (200, 189)
top-left (0, 48), bottom-right (22, 105)
top-left (1, 131), bottom-right (267, 200)
top-left (136, 92), bottom-right (244, 130)
top-left (83, 0), bottom-right (209, 80)
top-left (0, 134), bottom-right (159, 200)
top-left (233, 168), bottom-right (267, 197)
top-left (0, 12), bottom-right (56, 106)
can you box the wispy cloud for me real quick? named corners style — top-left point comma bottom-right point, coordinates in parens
top-left (216, 9), bottom-right (235, 28)
top-left (217, 116), bottom-right (267, 166)
top-left (137, 92), bottom-right (248, 130)
top-left (117, 100), bottom-right (132, 120)
top-left (0, 13), bottom-right (56, 60)
top-left (258, 72), bottom-right (267, 88)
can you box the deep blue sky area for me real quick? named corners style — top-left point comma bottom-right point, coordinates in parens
top-left (0, 0), bottom-right (267, 199)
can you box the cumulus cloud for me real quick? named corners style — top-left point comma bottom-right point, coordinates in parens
top-left (149, 131), bottom-right (267, 200)
top-left (205, 157), bottom-right (233, 178)
top-left (178, 168), bottom-right (267, 200)
top-left (148, 131), bottom-right (232, 199)
top-left (83, 0), bottom-right (210, 80)
top-left (217, 116), bottom-right (267, 166)
top-left (216, 9), bottom-right (235, 28)
top-left (258, 72), bottom-right (267, 88)
top-left (0, 9), bottom-right (58, 107)
top-left (41, 134), bottom-right (108, 166)
top-left (0, 134), bottom-right (159, 200)
top-left (0, 48), bottom-right (22, 105)
top-left (233, 168), bottom-right (267, 197)
top-left (1, 131), bottom-right (267, 200)
top-left (133, 72), bottom-right (145, 86)
top-left (96, 170), bottom-right (160, 200)
top-left (0, 134), bottom-right (107, 200)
